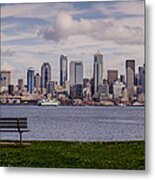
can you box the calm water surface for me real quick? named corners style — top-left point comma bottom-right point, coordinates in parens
top-left (0, 105), bottom-right (145, 142)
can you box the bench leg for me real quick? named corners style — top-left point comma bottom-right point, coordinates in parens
top-left (19, 132), bottom-right (23, 145)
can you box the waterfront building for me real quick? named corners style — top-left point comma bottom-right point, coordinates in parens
top-left (98, 84), bottom-right (109, 100)
top-left (18, 78), bottom-right (24, 91)
top-left (70, 61), bottom-right (83, 86)
top-left (126, 59), bottom-right (135, 98)
top-left (107, 70), bottom-right (118, 94)
top-left (93, 50), bottom-right (103, 95)
top-left (83, 80), bottom-right (92, 101)
top-left (83, 78), bottom-right (90, 88)
top-left (70, 84), bottom-right (83, 99)
top-left (41, 62), bottom-right (51, 94)
top-left (137, 86), bottom-right (144, 95)
top-left (113, 80), bottom-right (125, 99)
top-left (137, 92), bottom-right (145, 103)
top-left (0, 70), bottom-right (11, 92)
top-left (34, 73), bottom-right (41, 90)
top-left (69, 61), bottom-right (83, 98)
top-left (46, 81), bottom-right (56, 95)
top-left (135, 74), bottom-right (139, 86)
top-left (60, 55), bottom-right (68, 86)
top-left (121, 87), bottom-right (129, 103)
top-left (64, 80), bottom-right (70, 96)
top-left (139, 64), bottom-right (145, 92)
top-left (8, 84), bottom-right (14, 95)
top-left (27, 67), bottom-right (35, 94)
top-left (120, 75), bottom-right (125, 84)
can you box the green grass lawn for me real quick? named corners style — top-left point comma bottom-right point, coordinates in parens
top-left (0, 141), bottom-right (145, 170)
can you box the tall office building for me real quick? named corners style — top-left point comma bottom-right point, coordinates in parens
top-left (113, 80), bottom-right (125, 99)
top-left (126, 59), bottom-right (135, 97)
top-left (34, 73), bottom-right (41, 90)
top-left (0, 70), bottom-right (11, 92)
top-left (18, 78), bottom-right (24, 90)
top-left (69, 61), bottom-right (83, 98)
top-left (8, 84), bottom-right (14, 95)
top-left (70, 61), bottom-right (83, 86)
top-left (120, 75), bottom-right (125, 84)
top-left (27, 67), bottom-right (35, 94)
top-left (60, 54), bottom-right (68, 86)
top-left (46, 81), bottom-right (56, 95)
top-left (93, 50), bottom-right (103, 95)
top-left (107, 70), bottom-right (118, 94)
top-left (41, 62), bottom-right (51, 93)
top-left (139, 64), bottom-right (145, 91)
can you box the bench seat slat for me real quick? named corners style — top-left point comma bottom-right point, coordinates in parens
top-left (0, 118), bottom-right (27, 120)
top-left (0, 121), bottom-right (27, 124)
top-left (0, 126), bottom-right (27, 129)
top-left (0, 129), bottom-right (30, 132)
top-left (0, 120), bottom-right (27, 122)
top-left (0, 121), bottom-right (27, 125)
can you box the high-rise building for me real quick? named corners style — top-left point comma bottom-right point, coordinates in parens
top-left (98, 84), bottom-right (109, 100)
top-left (69, 61), bottom-right (83, 86)
top-left (46, 81), bottom-right (56, 95)
top-left (107, 70), bottom-right (118, 94)
top-left (27, 67), bottom-right (35, 94)
top-left (139, 64), bottom-right (145, 92)
top-left (41, 62), bottom-right (51, 93)
top-left (93, 50), bottom-right (103, 95)
top-left (18, 78), bottom-right (24, 91)
top-left (69, 61), bottom-right (83, 98)
top-left (120, 75), bottom-right (125, 84)
top-left (60, 55), bottom-right (68, 86)
top-left (0, 70), bottom-right (11, 92)
top-left (83, 78), bottom-right (91, 100)
top-left (108, 70), bottom-right (118, 85)
top-left (8, 84), bottom-right (14, 95)
top-left (134, 73), bottom-right (139, 86)
top-left (34, 73), bottom-right (41, 90)
top-left (126, 59), bottom-right (135, 97)
top-left (113, 80), bottom-right (125, 99)
top-left (83, 78), bottom-right (90, 88)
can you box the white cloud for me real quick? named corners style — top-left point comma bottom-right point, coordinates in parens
top-left (38, 12), bottom-right (144, 45)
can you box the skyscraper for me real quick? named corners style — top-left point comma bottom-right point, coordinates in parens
top-left (139, 64), bottom-right (145, 91)
top-left (126, 59), bottom-right (135, 97)
top-left (18, 78), bottom-right (24, 90)
top-left (70, 61), bottom-right (83, 86)
top-left (41, 62), bottom-right (51, 93)
top-left (27, 67), bottom-right (34, 94)
top-left (34, 73), bottom-right (41, 90)
top-left (93, 50), bottom-right (103, 95)
top-left (69, 61), bottom-right (83, 98)
top-left (60, 54), bottom-right (68, 86)
top-left (113, 80), bottom-right (125, 99)
top-left (107, 70), bottom-right (118, 94)
top-left (0, 70), bottom-right (11, 92)
top-left (8, 84), bottom-right (14, 95)
top-left (120, 75), bottom-right (125, 84)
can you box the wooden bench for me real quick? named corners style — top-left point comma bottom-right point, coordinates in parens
top-left (0, 117), bottom-right (30, 144)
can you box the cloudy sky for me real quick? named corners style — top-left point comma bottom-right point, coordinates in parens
top-left (1, 0), bottom-right (144, 84)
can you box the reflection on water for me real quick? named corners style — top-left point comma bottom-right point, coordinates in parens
top-left (1, 106), bottom-right (144, 142)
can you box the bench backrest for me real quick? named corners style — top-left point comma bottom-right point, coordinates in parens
top-left (0, 117), bottom-right (28, 129)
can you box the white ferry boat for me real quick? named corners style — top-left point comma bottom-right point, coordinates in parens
top-left (38, 99), bottom-right (60, 106)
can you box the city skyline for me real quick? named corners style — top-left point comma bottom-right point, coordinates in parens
top-left (1, 52), bottom-right (144, 86)
top-left (1, 1), bottom-right (144, 84)
top-left (0, 56), bottom-right (145, 105)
